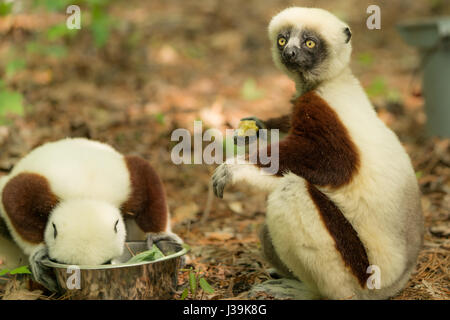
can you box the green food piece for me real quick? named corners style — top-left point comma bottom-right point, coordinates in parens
top-left (126, 244), bottom-right (165, 264)
top-left (0, 265), bottom-right (32, 276)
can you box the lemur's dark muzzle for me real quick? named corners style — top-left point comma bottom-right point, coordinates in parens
top-left (282, 46), bottom-right (300, 64)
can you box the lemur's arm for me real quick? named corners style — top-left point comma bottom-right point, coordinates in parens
top-left (213, 91), bottom-right (360, 197)
top-left (263, 115), bottom-right (291, 133)
top-left (122, 156), bottom-right (183, 254)
top-left (239, 115), bottom-right (291, 134)
top-left (1, 173), bottom-right (60, 292)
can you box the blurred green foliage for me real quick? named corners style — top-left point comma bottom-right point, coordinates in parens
top-left (366, 77), bottom-right (388, 97)
top-left (0, 81), bottom-right (25, 125)
top-left (365, 76), bottom-right (401, 103)
top-left (357, 52), bottom-right (375, 67)
top-left (0, 1), bottom-right (13, 16)
top-left (155, 113), bottom-right (166, 125)
top-left (0, 0), bottom-right (120, 125)
top-left (241, 78), bottom-right (265, 101)
top-left (5, 58), bottom-right (26, 78)
top-left (32, 0), bottom-right (115, 48)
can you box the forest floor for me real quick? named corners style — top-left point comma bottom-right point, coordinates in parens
top-left (0, 0), bottom-right (448, 300)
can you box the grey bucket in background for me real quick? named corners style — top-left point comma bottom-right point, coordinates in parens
top-left (397, 17), bottom-right (450, 137)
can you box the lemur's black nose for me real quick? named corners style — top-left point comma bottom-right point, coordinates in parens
top-left (282, 47), bottom-right (300, 63)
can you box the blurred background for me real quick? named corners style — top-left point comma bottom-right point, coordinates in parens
top-left (0, 0), bottom-right (448, 299)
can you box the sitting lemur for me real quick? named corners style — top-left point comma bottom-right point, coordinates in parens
top-left (212, 7), bottom-right (423, 299)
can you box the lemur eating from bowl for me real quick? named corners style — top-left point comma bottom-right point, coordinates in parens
top-left (212, 7), bottom-right (423, 299)
top-left (0, 138), bottom-right (182, 291)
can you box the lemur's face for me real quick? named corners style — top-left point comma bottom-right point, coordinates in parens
top-left (268, 7), bottom-right (352, 87)
top-left (44, 199), bottom-right (126, 265)
top-left (276, 27), bottom-right (328, 74)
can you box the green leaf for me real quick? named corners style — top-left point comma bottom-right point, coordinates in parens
top-left (189, 269), bottom-right (197, 296)
top-left (0, 265), bottom-right (31, 276)
top-left (126, 244), bottom-right (165, 264)
top-left (10, 265), bottom-right (32, 275)
top-left (241, 78), bottom-right (264, 101)
top-left (0, 268), bottom-right (10, 276)
top-left (199, 277), bottom-right (214, 294)
top-left (180, 287), bottom-right (189, 300)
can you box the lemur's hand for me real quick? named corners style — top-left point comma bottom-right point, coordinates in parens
top-left (29, 246), bottom-right (60, 293)
top-left (233, 117), bottom-right (265, 145)
top-left (212, 163), bottom-right (232, 199)
top-left (146, 232), bottom-right (183, 256)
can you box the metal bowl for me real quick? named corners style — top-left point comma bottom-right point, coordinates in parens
top-left (41, 241), bottom-right (188, 300)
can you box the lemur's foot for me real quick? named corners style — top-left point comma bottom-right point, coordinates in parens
top-left (248, 278), bottom-right (320, 300)
top-left (212, 163), bottom-right (232, 199)
top-left (146, 232), bottom-right (183, 255)
top-left (146, 232), bottom-right (186, 269)
top-left (267, 268), bottom-right (283, 279)
top-left (29, 246), bottom-right (60, 293)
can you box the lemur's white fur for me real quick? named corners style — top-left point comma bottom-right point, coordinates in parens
top-left (0, 138), bottom-right (173, 265)
top-left (217, 7), bottom-right (423, 299)
top-left (268, 7), bottom-right (352, 93)
top-left (45, 199), bottom-right (126, 265)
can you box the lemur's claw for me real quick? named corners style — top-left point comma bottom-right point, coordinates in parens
top-left (29, 246), bottom-right (60, 293)
top-left (146, 232), bottom-right (183, 255)
top-left (212, 164), bottom-right (231, 199)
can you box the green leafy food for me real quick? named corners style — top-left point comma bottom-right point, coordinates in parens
top-left (125, 245), bottom-right (165, 264)
top-left (0, 265), bottom-right (32, 276)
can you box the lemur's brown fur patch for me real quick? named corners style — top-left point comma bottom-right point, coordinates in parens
top-left (307, 183), bottom-right (369, 287)
top-left (2, 173), bottom-right (59, 244)
top-left (122, 156), bottom-right (168, 233)
top-left (257, 91), bottom-right (360, 188)
top-left (254, 91), bottom-right (367, 285)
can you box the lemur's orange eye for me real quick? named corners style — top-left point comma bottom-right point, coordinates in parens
top-left (306, 40), bottom-right (316, 48)
top-left (278, 37), bottom-right (286, 46)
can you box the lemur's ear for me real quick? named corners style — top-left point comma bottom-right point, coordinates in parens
top-left (344, 27), bottom-right (352, 43)
top-left (2, 173), bottom-right (59, 244)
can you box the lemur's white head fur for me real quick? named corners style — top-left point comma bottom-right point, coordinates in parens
top-left (44, 199), bottom-right (126, 265)
top-left (268, 7), bottom-right (352, 92)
